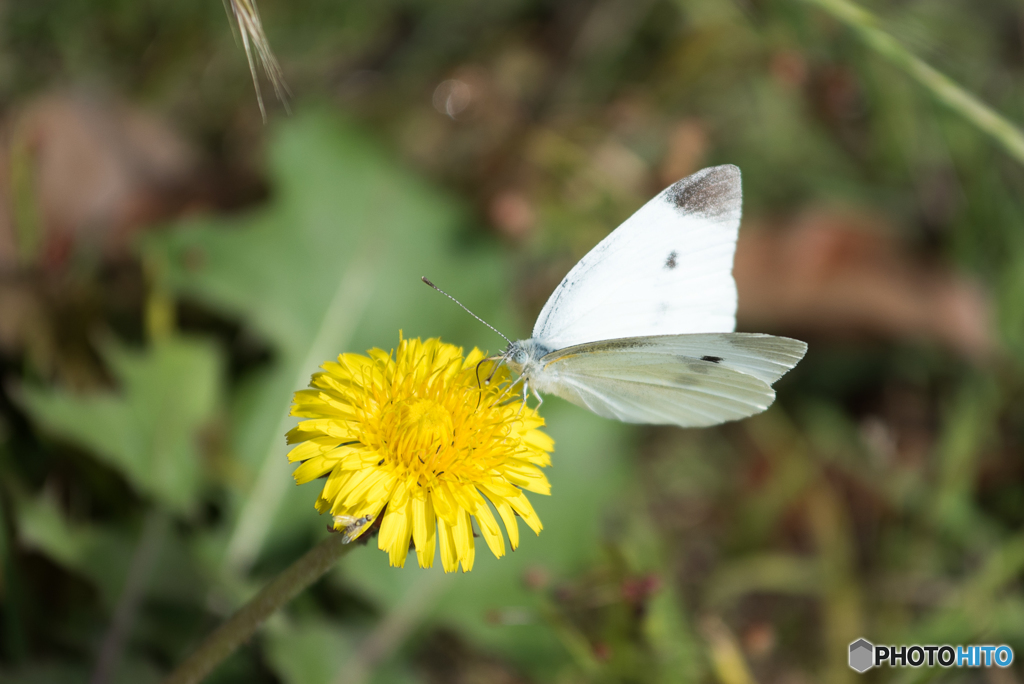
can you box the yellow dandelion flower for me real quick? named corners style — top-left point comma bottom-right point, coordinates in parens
top-left (286, 336), bottom-right (554, 573)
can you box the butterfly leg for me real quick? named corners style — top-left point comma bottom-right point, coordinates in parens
top-left (532, 386), bottom-right (544, 408)
top-left (517, 378), bottom-right (530, 415)
top-left (486, 373), bottom-right (523, 409)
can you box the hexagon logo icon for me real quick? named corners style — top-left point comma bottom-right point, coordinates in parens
top-left (849, 639), bottom-right (874, 673)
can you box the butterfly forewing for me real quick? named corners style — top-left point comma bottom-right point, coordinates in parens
top-left (534, 333), bottom-right (807, 428)
top-left (531, 165), bottom-right (743, 351)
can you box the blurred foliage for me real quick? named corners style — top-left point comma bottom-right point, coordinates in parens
top-left (0, 0), bottom-right (1023, 683)
top-left (18, 337), bottom-right (222, 514)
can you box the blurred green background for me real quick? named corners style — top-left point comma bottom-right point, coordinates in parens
top-left (1, 0), bottom-right (1023, 682)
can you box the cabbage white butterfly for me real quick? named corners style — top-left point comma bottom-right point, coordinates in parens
top-left (426, 164), bottom-right (806, 428)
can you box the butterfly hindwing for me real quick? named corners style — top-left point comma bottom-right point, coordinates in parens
top-left (533, 333), bottom-right (807, 428)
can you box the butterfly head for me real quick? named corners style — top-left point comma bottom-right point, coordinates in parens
top-left (504, 338), bottom-right (550, 376)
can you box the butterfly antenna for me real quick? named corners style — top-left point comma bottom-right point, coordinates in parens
top-left (421, 277), bottom-right (513, 346)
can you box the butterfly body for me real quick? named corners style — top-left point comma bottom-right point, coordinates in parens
top-left (499, 164), bottom-right (807, 428)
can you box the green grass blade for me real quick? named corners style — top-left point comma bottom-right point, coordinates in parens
top-left (797, 0), bottom-right (1024, 165)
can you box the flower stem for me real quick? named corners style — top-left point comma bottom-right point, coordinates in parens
top-left (796, 0), bottom-right (1024, 165)
top-left (162, 533), bottom-right (356, 684)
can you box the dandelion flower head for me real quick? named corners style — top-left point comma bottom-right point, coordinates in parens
top-left (287, 336), bottom-right (554, 572)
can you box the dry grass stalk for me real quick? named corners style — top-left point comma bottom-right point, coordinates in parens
top-left (226, 0), bottom-right (290, 121)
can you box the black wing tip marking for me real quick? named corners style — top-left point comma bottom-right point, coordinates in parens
top-left (664, 164), bottom-right (741, 221)
top-left (700, 355), bottom-right (724, 363)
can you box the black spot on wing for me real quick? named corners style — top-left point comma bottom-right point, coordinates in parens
top-left (701, 355), bottom-right (723, 363)
top-left (665, 251), bottom-right (678, 269)
top-left (663, 165), bottom-right (741, 221)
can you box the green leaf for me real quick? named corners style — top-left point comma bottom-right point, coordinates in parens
top-left (18, 336), bottom-right (222, 514)
top-left (16, 493), bottom-right (132, 604)
top-left (17, 493), bottom-right (208, 614)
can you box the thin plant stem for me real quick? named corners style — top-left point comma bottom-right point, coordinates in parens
top-left (700, 615), bottom-right (758, 684)
top-left (796, 0), bottom-right (1024, 166)
top-left (91, 510), bottom-right (170, 684)
top-left (94, 280), bottom-right (178, 684)
top-left (223, 251), bottom-right (376, 575)
top-left (162, 533), bottom-right (357, 684)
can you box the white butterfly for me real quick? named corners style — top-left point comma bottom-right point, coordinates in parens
top-left (428, 164), bottom-right (806, 428)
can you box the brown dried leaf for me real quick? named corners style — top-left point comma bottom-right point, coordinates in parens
top-left (735, 208), bottom-right (993, 359)
top-left (0, 90), bottom-right (201, 271)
